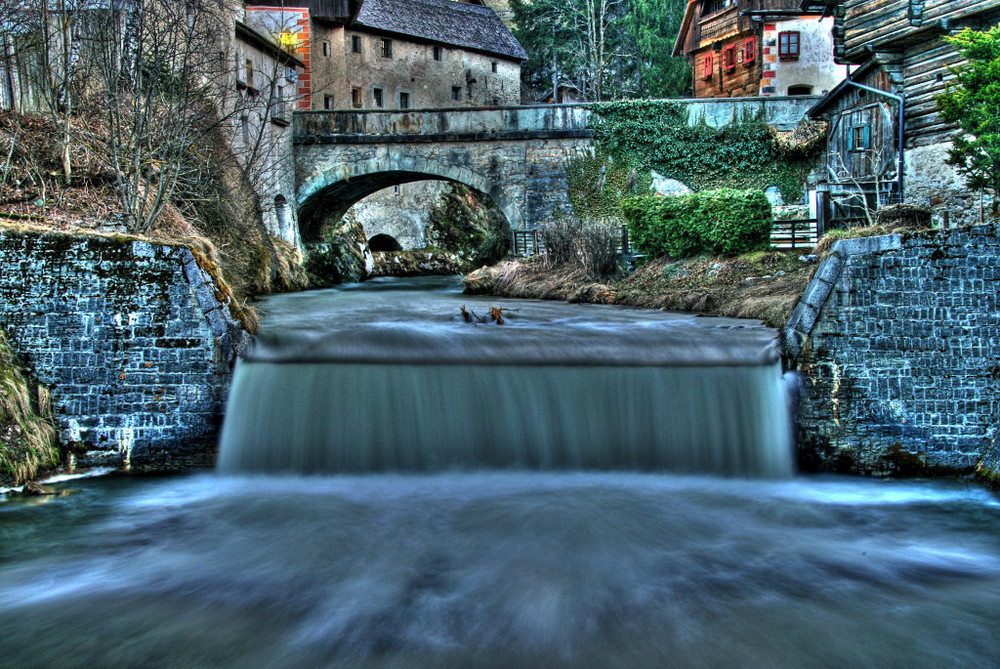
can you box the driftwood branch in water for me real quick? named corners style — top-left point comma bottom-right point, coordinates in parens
top-left (460, 304), bottom-right (517, 325)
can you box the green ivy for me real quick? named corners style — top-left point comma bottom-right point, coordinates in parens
top-left (580, 99), bottom-right (821, 206)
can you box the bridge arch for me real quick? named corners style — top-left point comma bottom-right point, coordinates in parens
top-left (296, 154), bottom-right (522, 243)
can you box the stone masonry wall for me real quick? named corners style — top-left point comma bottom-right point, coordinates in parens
top-left (783, 226), bottom-right (1000, 476)
top-left (0, 231), bottom-right (249, 470)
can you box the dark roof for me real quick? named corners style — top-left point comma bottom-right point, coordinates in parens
top-left (354, 0), bottom-right (527, 61)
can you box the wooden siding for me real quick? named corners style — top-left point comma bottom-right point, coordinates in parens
top-left (693, 36), bottom-right (762, 97)
top-left (843, 0), bottom-right (1000, 62)
top-left (903, 36), bottom-right (964, 147)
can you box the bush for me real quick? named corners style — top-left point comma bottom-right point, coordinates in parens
top-left (623, 189), bottom-right (772, 259)
top-left (536, 215), bottom-right (623, 278)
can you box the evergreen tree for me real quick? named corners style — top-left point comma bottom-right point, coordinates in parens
top-left (937, 25), bottom-right (1000, 214)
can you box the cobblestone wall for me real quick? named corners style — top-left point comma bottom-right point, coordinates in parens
top-left (783, 226), bottom-right (1000, 476)
top-left (0, 231), bottom-right (249, 470)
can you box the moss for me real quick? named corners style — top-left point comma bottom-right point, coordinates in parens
top-left (0, 328), bottom-right (59, 486)
top-left (878, 444), bottom-right (969, 478)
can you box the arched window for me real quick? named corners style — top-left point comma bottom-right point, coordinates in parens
top-left (787, 85), bottom-right (813, 96)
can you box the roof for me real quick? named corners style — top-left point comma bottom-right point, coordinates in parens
top-left (806, 58), bottom-right (879, 117)
top-left (235, 21), bottom-right (307, 69)
top-left (672, 0), bottom-right (698, 58)
top-left (354, 0), bottom-right (527, 61)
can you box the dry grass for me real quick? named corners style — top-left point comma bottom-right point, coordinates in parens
top-left (468, 250), bottom-right (813, 328)
top-left (0, 329), bottom-right (58, 486)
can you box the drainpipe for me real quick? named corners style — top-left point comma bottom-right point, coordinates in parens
top-left (844, 78), bottom-right (906, 203)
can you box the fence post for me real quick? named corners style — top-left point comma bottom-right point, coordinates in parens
top-left (532, 229), bottom-right (539, 256)
top-left (791, 219), bottom-right (797, 250)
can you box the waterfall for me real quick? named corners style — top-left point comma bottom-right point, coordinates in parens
top-left (219, 350), bottom-right (792, 477)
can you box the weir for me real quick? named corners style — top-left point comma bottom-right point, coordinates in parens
top-left (218, 278), bottom-right (792, 478)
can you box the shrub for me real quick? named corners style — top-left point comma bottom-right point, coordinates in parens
top-left (536, 215), bottom-right (623, 278)
top-left (623, 189), bottom-right (772, 259)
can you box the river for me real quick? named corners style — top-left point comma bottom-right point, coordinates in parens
top-left (1, 276), bottom-right (998, 667)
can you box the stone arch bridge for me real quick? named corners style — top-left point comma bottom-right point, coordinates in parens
top-left (292, 98), bottom-right (819, 242)
top-left (293, 106), bottom-right (592, 242)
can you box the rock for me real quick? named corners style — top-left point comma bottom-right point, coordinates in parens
top-left (799, 254), bottom-right (817, 263)
top-left (463, 265), bottom-right (504, 294)
top-left (776, 270), bottom-right (786, 277)
top-left (649, 171), bottom-right (692, 198)
top-left (764, 187), bottom-right (783, 206)
top-left (20, 481), bottom-right (56, 496)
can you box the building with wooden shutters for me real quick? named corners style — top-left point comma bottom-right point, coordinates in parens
top-left (673, 0), bottom-right (847, 99)
top-left (802, 0), bottom-right (1000, 227)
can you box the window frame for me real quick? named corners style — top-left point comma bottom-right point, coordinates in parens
top-left (849, 124), bottom-right (871, 152)
top-left (778, 31), bottom-right (800, 60)
top-left (351, 35), bottom-right (362, 54)
top-left (702, 53), bottom-right (713, 80)
top-left (433, 45), bottom-right (442, 61)
top-left (491, 61), bottom-right (498, 73)
top-left (380, 38), bottom-right (393, 59)
top-left (351, 87), bottom-right (362, 109)
top-left (451, 86), bottom-right (462, 101)
top-left (373, 87), bottom-right (384, 108)
top-left (744, 37), bottom-right (756, 64)
top-left (399, 91), bottom-right (410, 109)
top-left (723, 44), bottom-right (736, 72)
top-left (323, 94), bottom-right (334, 110)
top-left (322, 40), bottom-right (331, 58)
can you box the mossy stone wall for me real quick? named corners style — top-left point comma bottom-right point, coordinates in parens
top-left (0, 231), bottom-right (248, 470)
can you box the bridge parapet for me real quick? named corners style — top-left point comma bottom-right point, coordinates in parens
top-left (294, 105), bottom-right (592, 144)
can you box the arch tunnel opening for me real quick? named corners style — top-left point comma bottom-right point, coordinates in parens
top-left (368, 234), bottom-right (403, 252)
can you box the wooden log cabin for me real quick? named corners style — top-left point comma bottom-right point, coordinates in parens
top-left (673, 0), bottom-right (847, 98)
top-left (802, 0), bottom-right (1000, 227)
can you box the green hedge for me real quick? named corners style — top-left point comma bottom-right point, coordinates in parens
top-left (623, 189), bottom-right (773, 259)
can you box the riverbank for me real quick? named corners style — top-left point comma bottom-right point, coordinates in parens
top-left (465, 250), bottom-right (815, 328)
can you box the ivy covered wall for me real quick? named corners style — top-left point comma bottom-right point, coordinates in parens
top-left (567, 100), bottom-right (826, 219)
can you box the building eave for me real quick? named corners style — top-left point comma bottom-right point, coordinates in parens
top-left (236, 21), bottom-right (307, 69)
top-left (673, 0), bottom-right (699, 58)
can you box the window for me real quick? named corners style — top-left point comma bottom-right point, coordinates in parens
top-left (240, 116), bottom-right (249, 145)
top-left (491, 61), bottom-right (498, 73)
top-left (273, 85), bottom-right (286, 120)
top-left (351, 87), bottom-right (362, 108)
top-left (245, 59), bottom-right (254, 89)
top-left (433, 45), bottom-right (442, 61)
top-left (849, 124), bottom-right (871, 151)
top-left (702, 53), bottom-right (713, 80)
top-left (452, 86), bottom-right (462, 101)
top-left (706, 0), bottom-right (734, 14)
top-left (380, 38), bottom-right (393, 58)
top-left (744, 37), bottom-right (756, 64)
top-left (322, 40), bottom-right (331, 57)
top-left (324, 94), bottom-right (335, 110)
top-left (352, 35), bottom-right (362, 53)
top-left (723, 44), bottom-right (736, 72)
top-left (399, 91), bottom-right (410, 109)
top-left (787, 84), bottom-right (813, 96)
top-left (778, 31), bottom-right (800, 60)
top-left (373, 87), bottom-right (384, 107)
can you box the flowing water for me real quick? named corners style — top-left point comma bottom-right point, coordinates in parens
top-left (1, 277), bottom-right (999, 667)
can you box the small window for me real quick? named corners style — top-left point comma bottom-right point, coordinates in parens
top-left (399, 91), bottom-right (410, 109)
top-left (324, 94), bottom-right (335, 110)
top-left (849, 124), bottom-right (871, 151)
top-left (778, 31), bottom-right (800, 60)
top-left (322, 40), bottom-right (331, 57)
top-left (352, 35), bottom-right (362, 53)
top-left (491, 61), bottom-right (498, 73)
top-left (351, 87), bottom-right (362, 108)
top-left (433, 46), bottom-right (442, 61)
top-left (273, 85), bottom-right (286, 119)
top-left (380, 38), bottom-right (393, 59)
top-left (787, 84), bottom-right (813, 96)
top-left (702, 53), bottom-right (713, 80)
top-left (240, 116), bottom-right (249, 145)
top-left (452, 86), bottom-right (462, 101)
top-left (373, 87), bottom-right (383, 107)
top-left (245, 59), bottom-right (254, 89)
top-left (723, 44), bottom-right (736, 72)
top-left (744, 37), bottom-right (756, 64)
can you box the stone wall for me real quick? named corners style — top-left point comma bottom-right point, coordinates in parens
top-left (783, 226), bottom-right (1000, 476)
top-left (0, 231), bottom-right (249, 470)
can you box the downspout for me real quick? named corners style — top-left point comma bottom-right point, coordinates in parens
top-left (844, 77), bottom-right (905, 202)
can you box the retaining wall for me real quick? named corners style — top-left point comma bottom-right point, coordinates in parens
top-left (0, 230), bottom-right (248, 470)
top-left (784, 225), bottom-right (1000, 476)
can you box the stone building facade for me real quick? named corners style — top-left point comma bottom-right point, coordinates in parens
top-left (802, 0), bottom-right (1000, 227)
top-left (673, 0), bottom-right (847, 98)
top-left (247, 0), bottom-right (526, 252)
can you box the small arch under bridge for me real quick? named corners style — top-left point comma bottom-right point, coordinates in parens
top-left (293, 105), bottom-right (593, 241)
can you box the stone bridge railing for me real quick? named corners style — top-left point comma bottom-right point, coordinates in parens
top-left (293, 105), bottom-right (592, 144)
